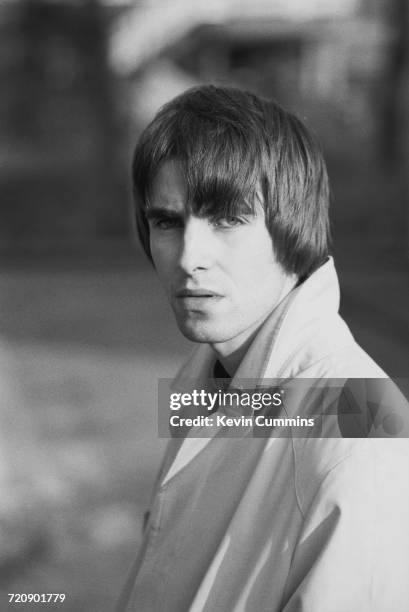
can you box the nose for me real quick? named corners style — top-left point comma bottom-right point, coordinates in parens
top-left (178, 216), bottom-right (214, 274)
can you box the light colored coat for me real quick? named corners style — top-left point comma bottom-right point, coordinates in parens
top-left (119, 258), bottom-right (409, 611)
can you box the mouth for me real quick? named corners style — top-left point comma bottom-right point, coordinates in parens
top-left (175, 288), bottom-right (222, 298)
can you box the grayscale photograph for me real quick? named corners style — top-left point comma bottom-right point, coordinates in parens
top-left (0, 1), bottom-right (408, 611)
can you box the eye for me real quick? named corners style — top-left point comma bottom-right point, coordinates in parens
top-left (150, 217), bottom-right (183, 230)
top-left (212, 216), bottom-right (245, 228)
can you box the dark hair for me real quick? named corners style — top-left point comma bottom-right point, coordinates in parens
top-left (132, 84), bottom-right (330, 279)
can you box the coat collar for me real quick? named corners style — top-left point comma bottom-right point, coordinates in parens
top-left (172, 257), bottom-right (351, 391)
top-left (163, 258), bottom-right (353, 485)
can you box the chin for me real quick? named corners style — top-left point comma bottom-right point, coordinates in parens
top-left (176, 318), bottom-right (232, 344)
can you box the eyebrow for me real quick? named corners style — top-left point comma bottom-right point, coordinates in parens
top-left (145, 206), bottom-right (184, 221)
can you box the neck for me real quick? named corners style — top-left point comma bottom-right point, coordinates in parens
top-left (212, 328), bottom-right (259, 377)
top-left (211, 275), bottom-right (297, 377)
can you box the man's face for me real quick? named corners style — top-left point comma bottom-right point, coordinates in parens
top-left (147, 160), bottom-right (296, 355)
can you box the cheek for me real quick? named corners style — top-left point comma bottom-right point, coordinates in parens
top-left (232, 242), bottom-right (276, 284)
top-left (150, 241), bottom-right (166, 276)
top-left (150, 238), bottom-right (177, 285)
top-left (229, 255), bottom-right (283, 309)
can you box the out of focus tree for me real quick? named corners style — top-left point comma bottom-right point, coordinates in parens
top-left (393, 0), bottom-right (409, 257)
top-left (361, 0), bottom-right (409, 253)
top-left (0, 0), bottom-right (127, 249)
top-left (378, 0), bottom-right (408, 166)
top-left (384, 0), bottom-right (409, 255)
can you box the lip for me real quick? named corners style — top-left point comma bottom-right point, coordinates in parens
top-left (175, 288), bottom-right (223, 298)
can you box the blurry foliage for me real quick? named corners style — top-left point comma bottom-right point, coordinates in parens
top-left (0, 0), bottom-right (128, 248)
top-left (0, 0), bottom-right (408, 251)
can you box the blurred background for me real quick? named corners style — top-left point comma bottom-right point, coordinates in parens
top-left (0, 0), bottom-right (408, 609)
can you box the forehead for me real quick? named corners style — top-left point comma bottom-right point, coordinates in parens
top-left (149, 160), bottom-right (187, 210)
top-left (148, 158), bottom-right (262, 219)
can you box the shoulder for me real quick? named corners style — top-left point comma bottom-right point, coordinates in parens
top-left (295, 337), bottom-right (388, 379)
top-left (292, 436), bottom-right (409, 517)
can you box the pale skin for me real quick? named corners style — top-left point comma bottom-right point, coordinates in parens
top-left (147, 160), bottom-right (298, 376)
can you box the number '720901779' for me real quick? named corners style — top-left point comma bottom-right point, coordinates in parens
top-left (8, 593), bottom-right (66, 604)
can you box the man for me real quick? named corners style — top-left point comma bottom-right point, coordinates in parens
top-left (118, 86), bottom-right (409, 611)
